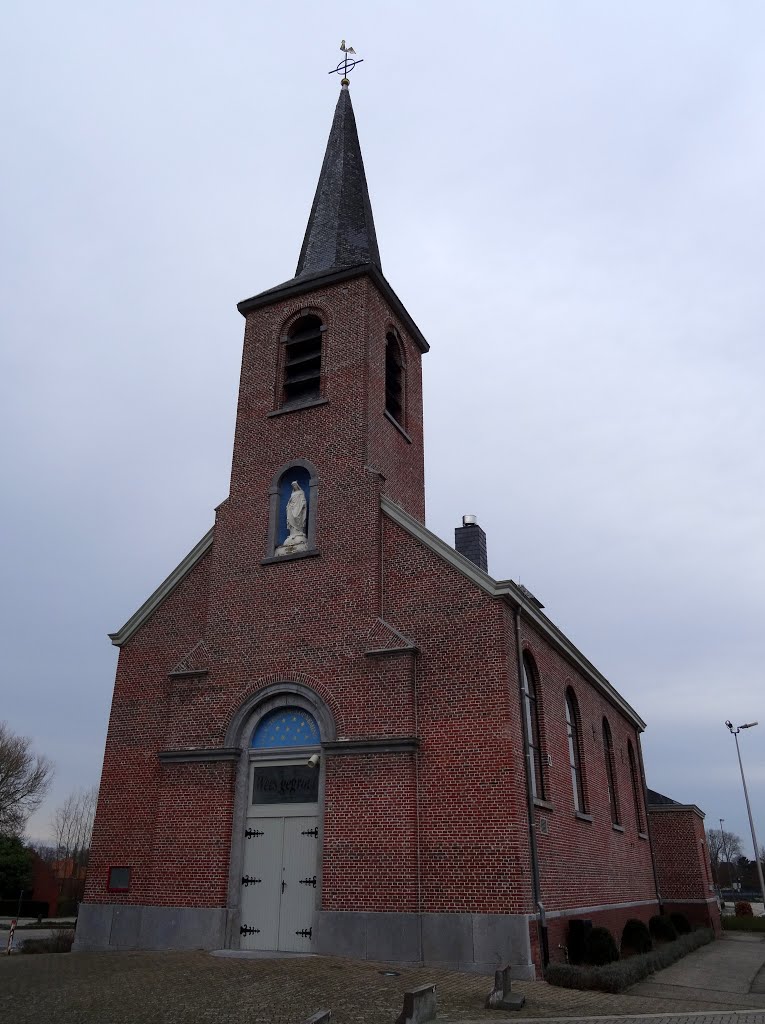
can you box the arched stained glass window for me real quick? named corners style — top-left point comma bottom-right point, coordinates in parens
top-left (522, 653), bottom-right (546, 801)
top-left (602, 718), bottom-right (621, 825)
top-left (565, 688), bottom-right (587, 813)
top-left (251, 708), bottom-right (320, 749)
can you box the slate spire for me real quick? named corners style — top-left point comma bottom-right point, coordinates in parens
top-left (296, 84), bottom-right (381, 277)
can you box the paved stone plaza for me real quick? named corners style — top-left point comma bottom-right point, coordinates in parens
top-left (2, 934), bottom-right (765, 1024)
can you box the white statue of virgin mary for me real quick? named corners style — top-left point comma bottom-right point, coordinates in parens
top-left (275, 480), bottom-right (308, 555)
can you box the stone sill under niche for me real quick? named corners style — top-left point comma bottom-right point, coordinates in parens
top-left (533, 798), bottom-right (554, 812)
top-left (267, 397), bottom-right (329, 418)
top-left (575, 811), bottom-right (594, 823)
top-left (260, 548), bottom-right (320, 566)
top-left (638, 831), bottom-right (649, 840)
top-left (612, 822), bottom-right (625, 833)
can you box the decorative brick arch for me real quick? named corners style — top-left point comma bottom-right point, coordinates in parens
top-left (224, 678), bottom-right (337, 748)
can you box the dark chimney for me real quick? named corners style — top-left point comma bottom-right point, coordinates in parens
top-left (455, 515), bottom-right (488, 573)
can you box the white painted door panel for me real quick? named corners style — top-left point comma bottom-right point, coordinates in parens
top-left (240, 818), bottom-right (283, 950)
top-left (278, 816), bottom-right (318, 952)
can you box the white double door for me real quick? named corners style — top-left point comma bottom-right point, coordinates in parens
top-left (240, 810), bottom-right (319, 952)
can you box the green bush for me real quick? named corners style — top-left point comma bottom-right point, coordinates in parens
top-left (584, 925), bottom-right (619, 965)
top-left (545, 929), bottom-right (713, 992)
top-left (722, 915), bottom-right (765, 932)
top-left (649, 913), bottom-right (678, 943)
top-left (670, 912), bottom-right (691, 935)
top-left (734, 901), bottom-right (753, 917)
top-left (621, 918), bottom-right (652, 956)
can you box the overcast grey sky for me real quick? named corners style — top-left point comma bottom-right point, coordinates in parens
top-left (2, 1), bottom-right (764, 855)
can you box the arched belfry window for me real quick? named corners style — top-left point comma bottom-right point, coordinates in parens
top-left (602, 718), bottom-right (621, 825)
top-left (385, 330), bottom-right (405, 425)
top-left (251, 708), bottom-right (321, 749)
top-left (282, 314), bottom-right (324, 408)
top-left (521, 652), bottom-right (546, 801)
top-left (264, 459), bottom-right (320, 562)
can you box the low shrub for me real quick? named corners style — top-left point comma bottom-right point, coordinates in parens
top-left (722, 915), bottom-right (765, 932)
top-left (545, 929), bottom-right (713, 993)
top-left (621, 918), bottom-right (652, 956)
top-left (20, 928), bottom-right (74, 954)
top-left (670, 912), bottom-right (691, 935)
top-left (649, 914), bottom-right (678, 944)
top-left (584, 926), bottom-right (619, 965)
top-left (735, 901), bottom-right (754, 917)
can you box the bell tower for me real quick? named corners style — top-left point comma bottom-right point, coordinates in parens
top-left (201, 77), bottom-right (429, 660)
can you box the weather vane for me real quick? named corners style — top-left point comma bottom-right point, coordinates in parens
top-left (328, 40), bottom-right (363, 86)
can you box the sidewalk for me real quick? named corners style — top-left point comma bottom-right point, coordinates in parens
top-left (0, 932), bottom-right (763, 1023)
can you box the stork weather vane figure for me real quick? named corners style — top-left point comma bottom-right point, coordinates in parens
top-left (329, 40), bottom-right (363, 85)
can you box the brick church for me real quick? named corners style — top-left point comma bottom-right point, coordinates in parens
top-left (76, 80), bottom-right (719, 974)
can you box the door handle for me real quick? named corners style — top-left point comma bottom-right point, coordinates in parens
top-left (282, 880), bottom-right (286, 893)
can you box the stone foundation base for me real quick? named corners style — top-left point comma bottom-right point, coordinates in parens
top-left (74, 904), bottom-right (535, 978)
top-left (73, 904), bottom-right (226, 952)
top-left (313, 911), bottom-right (535, 979)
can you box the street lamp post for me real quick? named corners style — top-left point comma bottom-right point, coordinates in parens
top-left (725, 721), bottom-right (765, 911)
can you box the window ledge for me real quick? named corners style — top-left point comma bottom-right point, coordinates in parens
top-left (575, 811), bottom-right (593, 823)
top-left (268, 397), bottom-right (329, 418)
top-left (384, 409), bottom-right (412, 443)
top-left (261, 548), bottom-right (320, 566)
top-left (638, 831), bottom-right (649, 840)
top-left (612, 822), bottom-right (625, 833)
top-left (534, 798), bottom-right (554, 812)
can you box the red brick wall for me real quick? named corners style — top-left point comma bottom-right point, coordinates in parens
top-left (86, 269), bottom-right (665, 966)
top-left (649, 806), bottom-right (721, 933)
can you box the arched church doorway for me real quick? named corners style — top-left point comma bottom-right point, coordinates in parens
top-left (240, 707), bottom-right (322, 951)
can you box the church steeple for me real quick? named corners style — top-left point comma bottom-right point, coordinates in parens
top-left (295, 84), bottom-right (381, 278)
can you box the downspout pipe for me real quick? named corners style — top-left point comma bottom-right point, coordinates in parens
top-left (514, 607), bottom-right (549, 969)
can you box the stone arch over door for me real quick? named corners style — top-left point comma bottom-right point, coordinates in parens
top-left (224, 683), bottom-right (336, 949)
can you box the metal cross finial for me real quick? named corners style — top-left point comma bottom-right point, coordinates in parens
top-left (328, 40), bottom-right (363, 85)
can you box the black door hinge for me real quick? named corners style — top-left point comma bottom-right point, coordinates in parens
top-left (301, 827), bottom-right (319, 837)
top-left (245, 828), bottom-right (264, 838)
top-left (240, 925), bottom-right (261, 936)
top-left (241, 876), bottom-right (261, 886)
top-left (296, 928), bottom-right (312, 938)
top-left (299, 875), bottom-right (317, 887)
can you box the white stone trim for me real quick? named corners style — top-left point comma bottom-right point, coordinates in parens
top-left (380, 495), bottom-right (646, 731)
top-left (109, 527), bottom-right (214, 647)
top-left (536, 898), bottom-right (658, 920)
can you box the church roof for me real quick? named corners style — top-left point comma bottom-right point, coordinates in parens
top-left (237, 85), bottom-right (428, 353)
top-left (296, 84), bottom-right (381, 278)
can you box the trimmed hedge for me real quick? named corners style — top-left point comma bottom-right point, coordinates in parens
top-left (621, 918), bottom-right (652, 956)
top-left (585, 926), bottom-right (619, 965)
top-left (649, 913), bottom-right (678, 943)
top-left (735, 901), bottom-right (753, 917)
top-left (722, 915), bottom-right (765, 932)
top-left (670, 912), bottom-right (691, 935)
top-left (545, 929), bottom-right (713, 993)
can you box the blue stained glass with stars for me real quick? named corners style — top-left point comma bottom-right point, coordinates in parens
top-left (251, 708), bottom-right (320, 749)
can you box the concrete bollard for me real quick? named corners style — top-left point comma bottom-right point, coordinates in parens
top-left (301, 1012), bottom-right (331, 1024)
top-left (485, 965), bottom-right (525, 1011)
top-left (394, 982), bottom-right (437, 1024)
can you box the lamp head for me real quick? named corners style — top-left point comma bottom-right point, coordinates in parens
top-left (741, 721), bottom-right (758, 729)
top-left (725, 720), bottom-right (734, 731)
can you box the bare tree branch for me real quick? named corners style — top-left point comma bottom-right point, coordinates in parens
top-left (0, 721), bottom-right (53, 836)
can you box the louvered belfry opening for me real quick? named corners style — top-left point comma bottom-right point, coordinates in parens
top-left (284, 315), bottom-right (323, 406)
top-left (385, 331), bottom-right (404, 423)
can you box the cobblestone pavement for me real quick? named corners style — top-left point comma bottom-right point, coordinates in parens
top-left (2, 951), bottom-right (765, 1024)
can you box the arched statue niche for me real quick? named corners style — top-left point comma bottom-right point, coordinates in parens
top-left (263, 459), bottom-right (320, 561)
